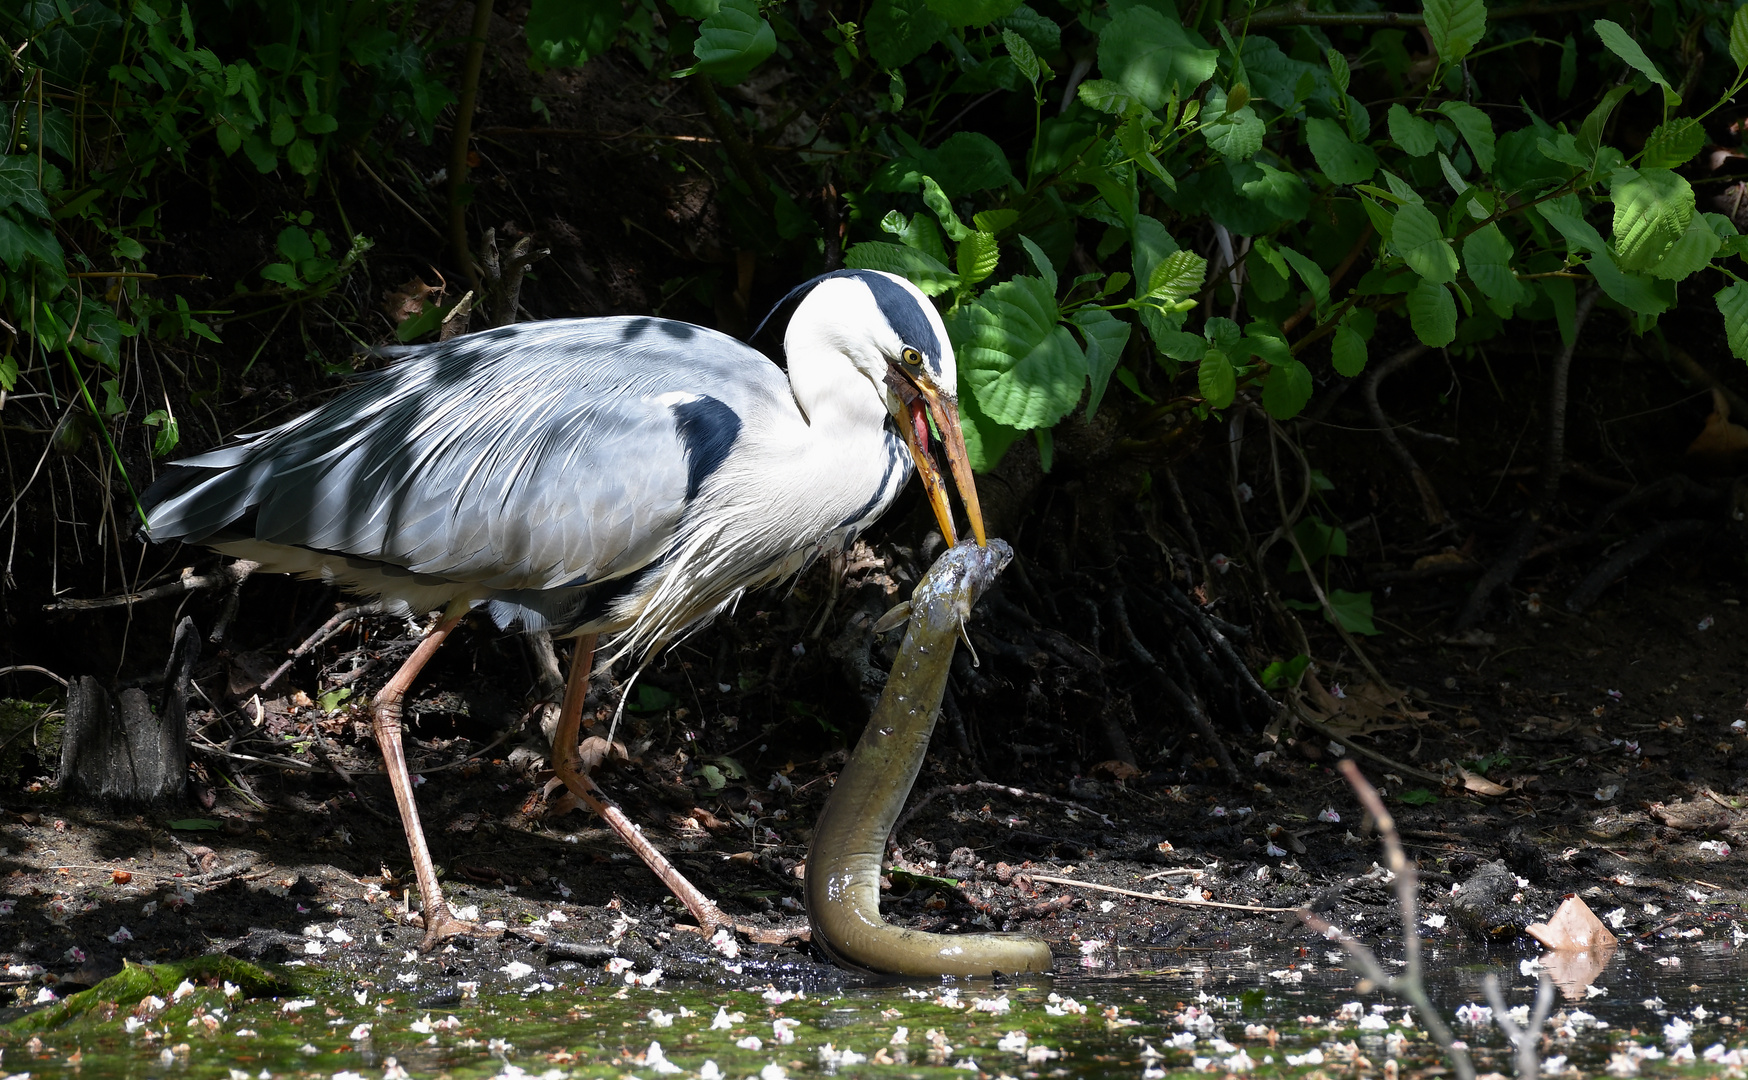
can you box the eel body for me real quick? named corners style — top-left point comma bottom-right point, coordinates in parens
top-left (804, 539), bottom-right (1054, 977)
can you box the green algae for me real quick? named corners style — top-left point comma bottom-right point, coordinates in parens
top-left (10, 956), bottom-right (302, 1033)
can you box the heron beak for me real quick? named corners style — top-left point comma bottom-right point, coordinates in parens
top-left (889, 369), bottom-right (988, 548)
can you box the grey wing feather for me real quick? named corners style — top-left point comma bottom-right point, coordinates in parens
top-left (142, 317), bottom-right (788, 593)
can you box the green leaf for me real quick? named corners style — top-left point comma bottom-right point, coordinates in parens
top-left (1146, 249), bottom-right (1207, 303)
top-left (1198, 348), bottom-right (1236, 409)
top-left (1585, 254), bottom-right (1673, 315)
top-left (1398, 788), bottom-right (1439, 805)
top-left (0, 156), bottom-right (51, 218)
top-left (1436, 101), bottom-right (1495, 172)
top-left (1071, 308), bottom-right (1131, 418)
top-left (1386, 105), bottom-right (1439, 157)
top-left (1644, 213), bottom-right (1721, 281)
top-left (1734, 4), bottom-right (1748, 71)
top-left (866, 0), bottom-right (948, 68)
top-left (1305, 117), bottom-right (1377, 185)
top-left (1326, 47), bottom-right (1350, 94)
top-left (843, 241), bottom-right (959, 295)
top-left (1461, 223), bottom-right (1531, 307)
top-left (952, 276), bottom-right (1086, 429)
top-left (1157, 329), bottom-right (1208, 362)
top-left (1277, 246), bottom-right (1329, 310)
top-left (929, 132), bottom-right (1015, 196)
top-left (1098, 7), bottom-right (1219, 111)
top-left (882, 210), bottom-right (950, 264)
top-left (1593, 19), bottom-right (1676, 105)
top-left (1203, 101), bottom-right (1265, 161)
top-left (1390, 203), bottom-right (1458, 283)
top-left (1718, 281), bottom-right (1748, 360)
top-left (1407, 277), bottom-right (1457, 346)
top-left (1076, 78), bottom-right (1139, 115)
top-left (1535, 193), bottom-right (1608, 255)
top-left (956, 230), bottom-right (999, 287)
top-left (919, 176), bottom-right (970, 241)
top-left (1641, 118), bottom-right (1704, 169)
top-left (1327, 589), bottom-right (1379, 634)
top-left (1260, 653), bottom-right (1311, 689)
top-left (676, 0), bottom-right (776, 84)
top-left (1423, 0), bottom-right (1487, 61)
top-left (925, 0), bottom-right (1021, 27)
top-left (972, 208), bottom-right (1020, 234)
top-left (168, 819), bottom-right (222, 831)
top-left (1019, 234), bottom-right (1057, 294)
top-left (1577, 84), bottom-right (1633, 162)
top-left (1002, 28), bottom-right (1040, 84)
top-left (1261, 357), bottom-right (1313, 419)
top-left (285, 137), bottom-right (316, 175)
top-left (1609, 167), bottom-right (1694, 272)
top-left (526, 0), bottom-right (624, 68)
top-left (1558, 33), bottom-right (1578, 97)
top-left (1331, 320), bottom-right (1367, 376)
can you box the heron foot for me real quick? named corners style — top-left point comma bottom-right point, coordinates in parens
top-left (409, 909), bottom-right (498, 950)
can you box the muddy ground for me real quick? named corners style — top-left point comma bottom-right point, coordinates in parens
top-left (4, 2), bottom-right (1748, 1006)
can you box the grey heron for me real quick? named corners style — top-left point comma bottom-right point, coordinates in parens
top-left (139, 269), bottom-right (985, 946)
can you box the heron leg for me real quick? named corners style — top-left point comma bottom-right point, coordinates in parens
top-left (373, 604), bottom-right (474, 949)
top-left (548, 637), bottom-right (737, 935)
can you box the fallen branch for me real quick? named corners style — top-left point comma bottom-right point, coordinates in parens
top-left (44, 560), bottom-right (258, 612)
top-left (1028, 873), bottom-right (1298, 912)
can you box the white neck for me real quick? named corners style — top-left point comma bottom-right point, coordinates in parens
top-left (783, 304), bottom-right (889, 436)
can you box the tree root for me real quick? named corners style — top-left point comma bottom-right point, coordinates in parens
top-left (1564, 519), bottom-right (1708, 612)
top-left (1360, 344), bottom-right (1444, 525)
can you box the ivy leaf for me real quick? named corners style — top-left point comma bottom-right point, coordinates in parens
top-left (1717, 281), bottom-right (1748, 360)
top-left (1610, 166), bottom-right (1694, 272)
top-left (956, 230), bottom-right (1000, 287)
top-left (676, 0), bottom-right (776, 84)
top-left (1436, 101), bottom-right (1496, 172)
top-left (1390, 203), bottom-right (1458, 284)
top-left (1071, 308), bottom-right (1132, 419)
top-left (1331, 320), bottom-right (1368, 376)
top-left (526, 0), bottom-right (624, 68)
top-left (843, 241), bottom-right (959, 296)
top-left (866, 0), bottom-right (948, 68)
top-left (1461, 223), bottom-right (1532, 307)
top-left (1326, 589), bottom-right (1379, 634)
top-left (952, 276), bottom-right (1087, 429)
top-left (1387, 105), bottom-right (1439, 157)
top-left (1098, 6), bottom-right (1219, 110)
top-left (1198, 348), bottom-right (1237, 409)
top-left (1423, 0), bottom-right (1487, 62)
top-left (0, 156), bottom-right (50, 218)
top-left (1261, 357), bottom-right (1313, 419)
top-left (1641, 118), bottom-right (1704, 169)
top-left (1593, 19), bottom-right (1677, 107)
top-left (1305, 117), bottom-right (1377, 185)
top-left (1407, 277), bottom-right (1457, 346)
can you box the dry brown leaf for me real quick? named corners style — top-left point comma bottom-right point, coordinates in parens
top-left (1526, 894), bottom-right (1618, 951)
top-left (1687, 390), bottom-right (1748, 469)
top-left (381, 276), bottom-right (443, 324)
top-left (1458, 767), bottom-right (1510, 797)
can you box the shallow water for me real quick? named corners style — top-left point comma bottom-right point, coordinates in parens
top-left (5, 939), bottom-right (1746, 1079)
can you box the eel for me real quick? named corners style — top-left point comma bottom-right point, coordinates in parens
top-left (804, 538), bottom-right (1054, 977)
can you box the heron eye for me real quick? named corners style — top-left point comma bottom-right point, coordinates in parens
top-left (901, 348), bottom-right (923, 367)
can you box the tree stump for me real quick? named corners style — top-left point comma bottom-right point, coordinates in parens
top-left (59, 617), bottom-right (200, 805)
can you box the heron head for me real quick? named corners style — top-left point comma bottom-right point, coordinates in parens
top-left (780, 270), bottom-right (986, 547)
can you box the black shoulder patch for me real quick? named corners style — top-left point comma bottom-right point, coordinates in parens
top-left (671, 396), bottom-right (742, 501)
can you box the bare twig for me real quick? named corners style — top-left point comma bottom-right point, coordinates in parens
top-left (44, 559), bottom-right (257, 612)
top-left (1483, 972), bottom-right (1555, 1080)
top-left (1110, 592), bottom-right (1242, 784)
top-left (262, 602), bottom-right (387, 692)
top-left (1299, 760), bottom-right (1476, 1080)
top-left (1455, 287), bottom-right (1600, 630)
top-left (0, 664), bottom-right (69, 687)
top-left (1360, 345), bottom-right (1445, 525)
top-left (447, 0), bottom-right (495, 294)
